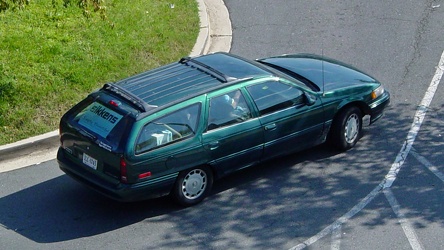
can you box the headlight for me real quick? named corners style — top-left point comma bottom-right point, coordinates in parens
top-left (371, 85), bottom-right (385, 99)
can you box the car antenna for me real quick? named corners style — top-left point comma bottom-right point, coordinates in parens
top-left (321, 48), bottom-right (325, 96)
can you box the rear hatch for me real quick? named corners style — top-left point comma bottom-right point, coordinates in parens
top-left (59, 90), bottom-right (137, 185)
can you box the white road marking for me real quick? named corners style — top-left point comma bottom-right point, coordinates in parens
top-left (384, 188), bottom-right (424, 250)
top-left (290, 185), bottom-right (383, 250)
top-left (411, 149), bottom-right (444, 183)
top-left (384, 50), bottom-right (444, 188)
top-left (331, 224), bottom-right (342, 250)
top-left (289, 50), bottom-right (444, 250)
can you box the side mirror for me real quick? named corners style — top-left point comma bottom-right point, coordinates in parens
top-left (304, 92), bottom-right (317, 106)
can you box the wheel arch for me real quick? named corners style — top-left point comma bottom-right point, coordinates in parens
top-left (327, 101), bottom-right (367, 151)
top-left (333, 100), bottom-right (370, 122)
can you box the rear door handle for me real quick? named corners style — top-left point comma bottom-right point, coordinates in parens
top-left (264, 123), bottom-right (277, 131)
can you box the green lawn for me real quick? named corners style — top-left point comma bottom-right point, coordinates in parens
top-left (0, 0), bottom-right (199, 144)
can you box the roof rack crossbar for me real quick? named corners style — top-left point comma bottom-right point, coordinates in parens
top-left (102, 83), bottom-right (156, 112)
top-left (179, 57), bottom-right (232, 83)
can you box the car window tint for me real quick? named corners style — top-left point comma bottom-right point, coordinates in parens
top-left (246, 80), bottom-right (304, 115)
top-left (136, 103), bottom-right (200, 153)
top-left (207, 90), bottom-right (251, 130)
top-left (74, 102), bottom-right (123, 138)
top-left (71, 101), bottom-right (134, 150)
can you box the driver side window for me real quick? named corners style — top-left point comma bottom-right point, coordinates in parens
top-left (136, 103), bottom-right (200, 154)
top-left (246, 80), bottom-right (304, 116)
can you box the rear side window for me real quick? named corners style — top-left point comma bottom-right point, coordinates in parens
top-left (207, 90), bottom-right (251, 130)
top-left (136, 103), bottom-right (201, 154)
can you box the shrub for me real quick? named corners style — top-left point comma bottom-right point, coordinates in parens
top-left (0, 0), bottom-right (30, 11)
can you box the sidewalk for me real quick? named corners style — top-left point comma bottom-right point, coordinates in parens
top-left (0, 0), bottom-right (232, 173)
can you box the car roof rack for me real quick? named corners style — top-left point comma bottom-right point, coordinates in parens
top-left (102, 53), bottom-right (265, 113)
top-left (179, 57), bottom-right (237, 83)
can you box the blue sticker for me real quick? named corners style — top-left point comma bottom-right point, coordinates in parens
top-left (78, 103), bottom-right (123, 138)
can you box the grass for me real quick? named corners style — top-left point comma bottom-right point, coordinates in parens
top-left (0, 0), bottom-right (199, 144)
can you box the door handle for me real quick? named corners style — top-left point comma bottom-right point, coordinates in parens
top-left (264, 123), bottom-right (277, 131)
top-left (209, 141), bottom-right (220, 150)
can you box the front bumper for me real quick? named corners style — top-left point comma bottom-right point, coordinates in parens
top-left (57, 148), bottom-right (178, 202)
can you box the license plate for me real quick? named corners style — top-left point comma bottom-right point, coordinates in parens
top-left (83, 153), bottom-right (98, 170)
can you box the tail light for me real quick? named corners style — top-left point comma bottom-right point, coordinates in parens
top-left (59, 123), bottom-right (62, 145)
top-left (120, 157), bottom-right (128, 183)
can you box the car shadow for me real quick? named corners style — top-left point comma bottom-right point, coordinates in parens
top-left (2, 104), bottom-right (429, 248)
top-left (0, 144), bottom-right (341, 244)
top-left (0, 170), bottom-right (182, 243)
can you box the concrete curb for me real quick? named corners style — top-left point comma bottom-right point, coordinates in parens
top-left (0, 0), bottom-right (232, 172)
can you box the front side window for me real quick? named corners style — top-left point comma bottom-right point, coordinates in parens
top-left (207, 90), bottom-right (251, 130)
top-left (136, 103), bottom-right (200, 153)
top-left (246, 80), bottom-right (304, 115)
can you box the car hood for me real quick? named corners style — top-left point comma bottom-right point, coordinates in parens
top-left (257, 54), bottom-right (380, 92)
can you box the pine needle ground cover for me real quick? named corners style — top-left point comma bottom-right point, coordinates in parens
top-left (0, 0), bottom-right (199, 144)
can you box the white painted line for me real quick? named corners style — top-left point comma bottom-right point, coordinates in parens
top-left (383, 50), bottom-right (444, 188)
top-left (289, 185), bottom-right (383, 250)
top-left (411, 149), bottom-right (444, 183)
top-left (384, 188), bottom-right (424, 250)
top-left (288, 50), bottom-right (444, 250)
top-left (331, 224), bottom-right (342, 250)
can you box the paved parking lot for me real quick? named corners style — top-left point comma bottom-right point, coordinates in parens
top-left (289, 51), bottom-right (444, 250)
top-left (1, 1), bottom-right (443, 249)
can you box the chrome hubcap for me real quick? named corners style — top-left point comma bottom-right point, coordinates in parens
top-left (345, 114), bottom-right (359, 143)
top-left (181, 169), bottom-right (207, 200)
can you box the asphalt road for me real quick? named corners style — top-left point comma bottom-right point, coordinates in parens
top-left (1, 1), bottom-right (444, 249)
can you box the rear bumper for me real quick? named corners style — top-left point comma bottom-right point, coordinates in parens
top-left (368, 90), bottom-right (390, 125)
top-left (57, 148), bottom-right (178, 202)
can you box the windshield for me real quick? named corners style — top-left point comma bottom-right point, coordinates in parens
top-left (256, 61), bottom-right (320, 91)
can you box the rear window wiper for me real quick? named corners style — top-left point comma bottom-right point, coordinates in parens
top-left (78, 127), bottom-right (97, 141)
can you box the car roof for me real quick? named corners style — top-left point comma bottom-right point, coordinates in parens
top-left (103, 52), bottom-right (272, 113)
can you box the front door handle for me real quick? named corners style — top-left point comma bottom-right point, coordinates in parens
top-left (264, 123), bottom-right (277, 131)
top-left (209, 141), bottom-right (220, 150)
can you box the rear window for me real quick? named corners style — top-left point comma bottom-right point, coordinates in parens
top-left (69, 99), bottom-right (133, 149)
top-left (76, 102), bottom-right (123, 138)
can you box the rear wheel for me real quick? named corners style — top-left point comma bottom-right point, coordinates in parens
top-left (172, 166), bottom-right (213, 206)
top-left (329, 106), bottom-right (362, 151)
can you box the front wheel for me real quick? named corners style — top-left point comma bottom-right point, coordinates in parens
top-left (172, 166), bottom-right (213, 206)
top-left (329, 106), bottom-right (362, 151)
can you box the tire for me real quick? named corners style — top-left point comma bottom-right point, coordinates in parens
top-left (172, 166), bottom-right (213, 206)
top-left (329, 106), bottom-right (362, 151)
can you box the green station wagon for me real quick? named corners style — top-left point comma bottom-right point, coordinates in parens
top-left (57, 52), bottom-right (390, 206)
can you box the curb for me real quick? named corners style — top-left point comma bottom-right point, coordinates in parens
top-left (190, 0), bottom-right (210, 57)
top-left (0, 130), bottom-right (59, 157)
top-left (0, 0), bottom-right (232, 172)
